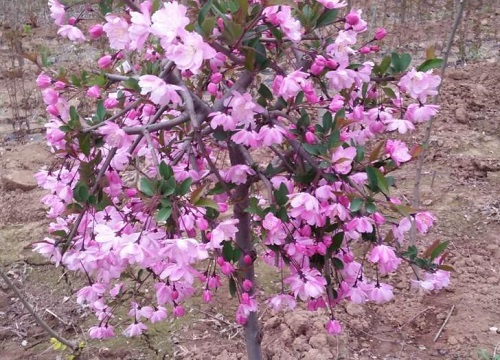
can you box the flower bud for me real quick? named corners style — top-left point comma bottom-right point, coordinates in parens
top-left (370, 45), bottom-right (380, 52)
top-left (36, 73), bottom-right (52, 89)
top-left (374, 27), bottom-right (387, 40)
top-left (305, 131), bottom-right (316, 144)
top-left (242, 280), bottom-right (253, 292)
top-left (359, 46), bottom-right (371, 54)
top-left (345, 12), bottom-right (360, 25)
top-left (89, 24), bottom-right (103, 39)
top-left (207, 82), bottom-right (218, 94)
top-left (98, 55), bottom-right (113, 68)
top-left (86, 85), bottom-right (100, 99)
top-left (68, 17), bottom-right (77, 25)
top-left (243, 254), bottom-right (253, 265)
top-left (104, 98), bottom-right (119, 109)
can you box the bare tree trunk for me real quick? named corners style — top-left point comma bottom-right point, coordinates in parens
top-left (229, 144), bottom-right (263, 360)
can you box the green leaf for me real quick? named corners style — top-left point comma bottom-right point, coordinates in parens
top-left (223, 20), bottom-right (244, 46)
top-left (176, 178), bottom-right (192, 196)
top-left (365, 201), bottom-right (377, 214)
top-left (222, 241), bottom-right (234, 261)
top-left (391, 52), bottom-right (402, 72)
top-left (96, 100), bottom-right (106, 122)
top-left (400, 53), bottom-right (411, 72)
top-left (332, 257), bottom-right (344, 269)
top-left (382, 86), bottom-right (397, 99)
top-left (350, 198), bottom-right (363, 212)
top-left (123, 77), bottom-right (141, 92)
top-left (70, 106), bottom-right (79, 123)
top-left (195, 198), bottom-right (220, 210)
top-left (140, 178), bottom-right (155, 197)
top-left (331, 232), bottom-right (344, 251)
top-left (159, 177), bottom-right (176, 196)
top-left (378, 56), bottom-right (391, 75)
top-left (228, 277), bottom-right (237, 297)
top-left (302, 143), bottom-right (319, 156)
top-left (258, 83), bottom-right (273, 100)
top-left (316, 9), bottom-right (339, 28)
top-left (73, 182), bottom-right (89, 203)
top-left (157, 206), bottom-right (172, 222)
top-left (274, 183), bottom-right (289, 206)
top-left (159, 162), bottom-right (173, 179)
top-left (78, 133), bottom-right (91, 157)
top-left (366, 166), bottom-right (390, 195)
top-left (98, 0), bottom-right (113, 15)
top-left (322, 111), bottom-right (333, 132)
top-left (429, 241), bottom-right (449, 261)
top-left (402, 245), bottom-right (418, 260)
top-left (417, 58), bottom-right (443, 72)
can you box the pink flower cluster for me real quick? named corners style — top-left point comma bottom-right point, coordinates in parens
top-left (34, 0), bottom-right (450, 342)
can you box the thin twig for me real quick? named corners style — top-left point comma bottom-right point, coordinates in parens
top-left (411, 0), bottom-right (465, 210)
top-left (0, 268), bottom-right (78, 350)
top-left (433, 305), bottom-right (455, 342)
top-left (399, 306), bottom-right (432, 329)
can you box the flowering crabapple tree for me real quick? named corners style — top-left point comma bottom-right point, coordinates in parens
top-left (35, 0), bottom-right (451, 358)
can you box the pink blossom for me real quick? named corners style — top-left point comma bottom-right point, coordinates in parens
top-left (344, 10), bottom-right (367, 32)
top-left (103, 15), bottom-right (130, 50)
top-left (414, 212), bottom-right (435, 234)
top-left (284, 268), bottom-right (327, 301)
top-left (398, 68), bottom-right (441, 103)
top-left (348, 285), bottom-right (368, 304)
top-left (325, 319), bottom-right (342, 335)
top-left (263, 6), bottom-right (303, 42)
top-left (42, 88), bottom-right (59, 105)
top-left (48, 0), bottom-right (65, 26)
top-left (224, 91), bottom-right (264, 128)
top-left (57, 25), bottom-right (86, 42)
top-left (210, 219), bottom-right (239, 249)
top-left (384, 118), bottom-right (415, 134)
top-left (231, 129), bottom-right (259, 147)
top-left (368, 245), bottom-right (401, 274)
top-left (268, 294), bottom-right (296, 312)
top-left (317, 0), bottom-right (347, 9)
top-left (405, 103), bottom-right (439, 123)
top-left (89, 325), bottom-right (115, 339)
top-left (124, 322), bottom-right (147, 337)
top-left (331, 146), bottom-right (357, 174)
top-left (325, 69), bottom-right (356, 91)
top-left (173, 305), bottom-right (185, 317)
top-left (202, 290), bottom-right (212, 303)
top-left (273, 70), bottom-right (309, 100)
top-left (99, 121), bottom-right (130, 148)
top-left (129, 2), bottom-right (152, 50)
top-left (224, 165), bottom-right (255, 185)
top-left (385, 139), bottom-right (411, 165)
top-left (36, 73), bottom-right (52, 89)
top-left (368, 283), bottom-right (394, 303)
top-left (258, 125), bottom-right (286, 146)
top-left (413, 270), bottom-right (450, 291)
top-left (165, 30), bottom-right (216, 74)
top-left (149, 307), bottom-right (167, 323)
top-left (209, 112), bottom-right (237, 131)
top-left (138, 75), bottom-right (183, 106)
top-left (150, 1), bottom-right (189, 45)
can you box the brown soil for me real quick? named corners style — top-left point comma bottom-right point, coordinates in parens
top-left (1, 1), bottom-right (499, 359)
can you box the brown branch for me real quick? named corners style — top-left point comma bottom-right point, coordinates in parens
top-left (0, 268), bottom-right (78, 350)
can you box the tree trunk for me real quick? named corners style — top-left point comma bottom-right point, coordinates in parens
top-left (229, 144), bottom-right (263, 360)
